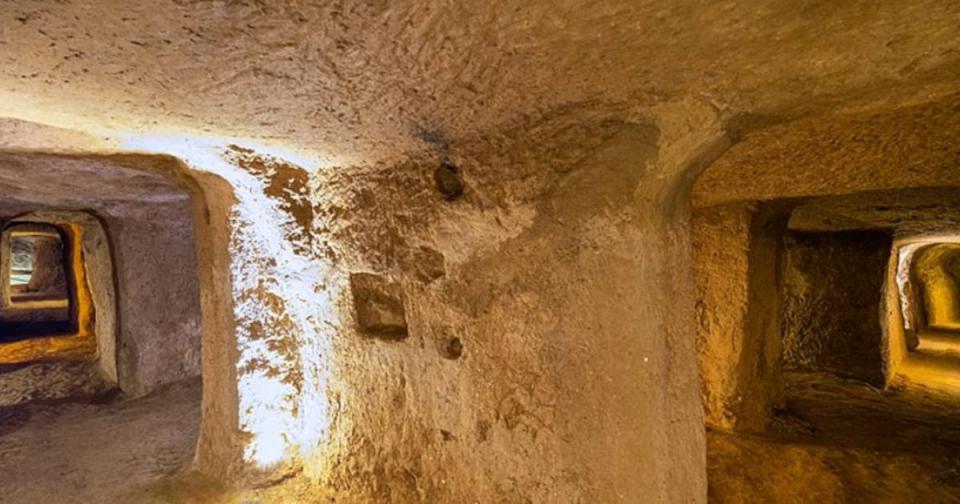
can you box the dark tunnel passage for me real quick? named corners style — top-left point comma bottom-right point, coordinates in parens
top-left (0, 222), bottom-right (78, 342)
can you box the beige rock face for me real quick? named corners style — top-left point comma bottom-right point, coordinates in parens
top-left (0, 1), bottom-right (959, 502)
top-left (312, 121), bottom-right (715, 502)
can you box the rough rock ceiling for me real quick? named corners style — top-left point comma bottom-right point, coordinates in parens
top-left (0, 152), bottom-right (189, 219)
top-left (693, 93), bottom-right (960, 207)
top-left (1, 1), bottom-right (959, 164)
top-left (788, 187), bottom-right (960, 237)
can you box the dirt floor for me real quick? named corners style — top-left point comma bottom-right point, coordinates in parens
top-left (5, 367), bottom-right (960, 503)
top-left (708, 371), bottom-right (960, 503)
top-left (0, 378), bottom-right (201, 504)
top-left (0, 372), bottom-right (330, 504)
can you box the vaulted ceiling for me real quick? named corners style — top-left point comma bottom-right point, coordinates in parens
top-left (2, 1), bottom-right (959, 164)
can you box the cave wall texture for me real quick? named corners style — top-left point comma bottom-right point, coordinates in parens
top-left (1, 1), bottom-right (960, 502)
top-left (107, 207), bottom-right (203, 395)
top-left (780, 230), bottom-right (891, 386)
top-left (310, 116), bottom-right (719, 502)
top-left (693, 203), bottom-right (785, 432)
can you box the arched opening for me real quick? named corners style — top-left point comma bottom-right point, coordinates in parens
top-left (1, 222), bottom-right (79, 341)
top-left (886, 240), bottom-right (960, 390)
top-left (0, 213), bottom-right (120, 380)
top-left (692, 94), bottom-right (960, 501)
top-left (0, 151), bottom-right (216, 503)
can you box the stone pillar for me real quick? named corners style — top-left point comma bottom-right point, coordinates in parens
top-left (694, 202), bottom-right (787, 432)
top-left (187, 169), bottom-right (246, 480)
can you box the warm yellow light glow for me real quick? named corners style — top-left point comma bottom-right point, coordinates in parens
top-left (913, 244), bottom-right (960, 330)
top-left (890, 238), bottom-right (960, 395)
top-left (0, 222), bottom-right (96, 364)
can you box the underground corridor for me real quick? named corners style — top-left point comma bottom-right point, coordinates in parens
top-left (693, 100), bottom-right (960, 502)
top-left (0, 152), bottom-right (205, 503)
top-left (1, 222), bottom-right (77, 341)
top-left (1, 2), bottom-right (960, 503)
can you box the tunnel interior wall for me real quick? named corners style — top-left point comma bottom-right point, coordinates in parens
top-left (107, 212), bottom-right (203, 396)
top-left (780, 230), bottom-right (891, 386)
top-left (309, 116), bottom-right (715, 503)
